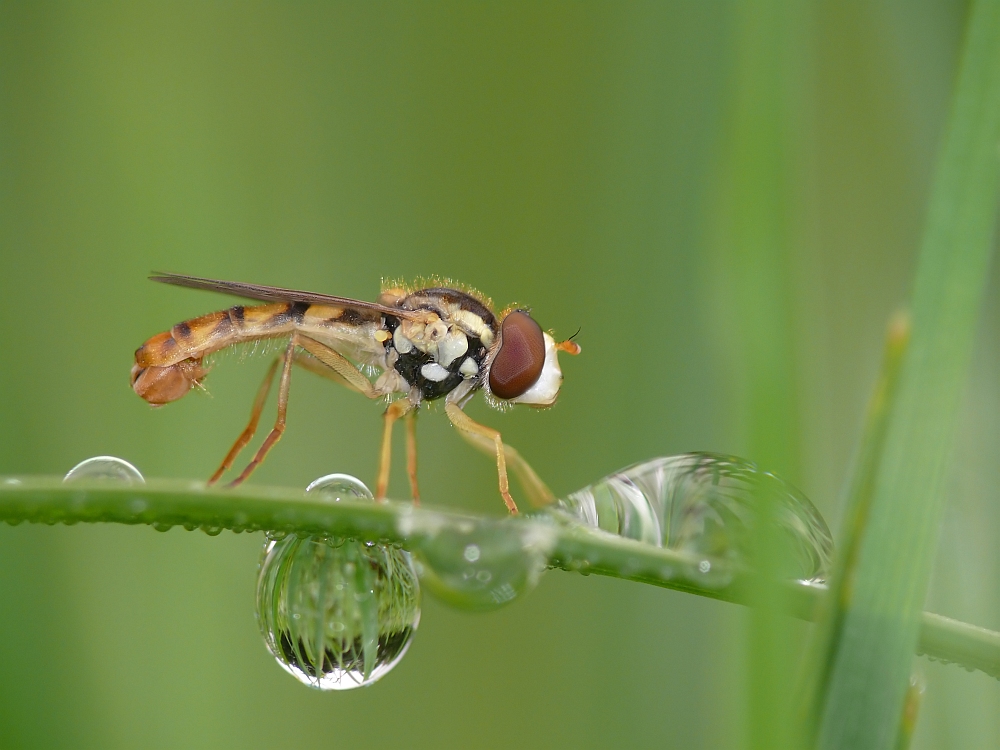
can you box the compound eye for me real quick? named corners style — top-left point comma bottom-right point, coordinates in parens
top-left (489, 311), bottom-right (546, 400)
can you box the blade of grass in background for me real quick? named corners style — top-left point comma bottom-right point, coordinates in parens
top-left (723, 0), bottom-right (809, 747)
top-left (802, 311), bottom-right (910, 741)
top-left (816, 2), bottom-right (1000, 748)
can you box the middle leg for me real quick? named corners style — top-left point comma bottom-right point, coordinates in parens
top-left (375, 399), bottom-right (414, 501)
top-left (405, 408), bottom-right (420, 505)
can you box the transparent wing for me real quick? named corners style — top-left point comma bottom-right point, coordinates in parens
top-left (150, 272), bottom-right (423, 320)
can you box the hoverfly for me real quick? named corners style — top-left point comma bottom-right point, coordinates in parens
top-left (131, 273), bottom-right (580, 513)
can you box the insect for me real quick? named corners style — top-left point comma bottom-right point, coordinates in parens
top-left (131, 273), bottom-right (580, 513)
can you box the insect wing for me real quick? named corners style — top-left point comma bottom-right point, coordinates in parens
top-left (150, 272), bottom-right (424, 320)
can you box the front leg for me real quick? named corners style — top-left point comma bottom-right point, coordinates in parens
top-left (450, 424), bottom-right (554, 509)
top-left (444, 402), bottom-right (517, 514)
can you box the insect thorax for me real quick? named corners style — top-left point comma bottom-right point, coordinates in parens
top-left (383, 288), bottom-right (497, 401)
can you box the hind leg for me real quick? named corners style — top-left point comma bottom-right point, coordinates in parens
top-left (227, 336), bottom-right (297, 488)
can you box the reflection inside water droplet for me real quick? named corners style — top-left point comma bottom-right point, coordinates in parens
top-left (547, 452), bottom-right (833, 586)
top-left (255, 473), bottom-right (420, 691)
top-left (413, 522), bottom-right (554, 612)
top-left (63, 456), bottom-right (145, 485)
top-left (257, 535), bottom-right (420, 691)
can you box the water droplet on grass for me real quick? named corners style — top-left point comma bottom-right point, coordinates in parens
top-left (414, 522), bottom-right (554, 611)
top-left (306, 474), bottom-right (373, 501)
top-left (256, 535), bottom-right (420, 690)
top-left (255, 473), bottom-right (419, 690)
top-left (63, 456), bottom-right (145, 485)
top-left (548, 452), bottom-right (833, 586)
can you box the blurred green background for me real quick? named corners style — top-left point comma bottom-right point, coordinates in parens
top-left (1, 2), bottom-right (997, 748)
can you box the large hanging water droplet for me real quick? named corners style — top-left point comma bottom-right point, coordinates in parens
top-left (255, 473), bottom-right (420, 690)
top-left (411, 520), bottom-right (555, 611)
top-left (257, 535), bottom-right (420, 690)
top-left (63, 456), bottom-right (145, 485)
top-left (547, 452), bottom-right (833, 585)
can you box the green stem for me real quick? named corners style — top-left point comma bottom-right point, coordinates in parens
top-left (0, 477), bottom-right (997, 679)
top-left (815, 2), bottom-right (1000, 746)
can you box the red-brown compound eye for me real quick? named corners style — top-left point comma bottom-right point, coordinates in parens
top-left (489, 311), bottom-right (546, 400)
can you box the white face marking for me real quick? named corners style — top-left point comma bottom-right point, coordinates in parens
top-left (459, 357), bottom-right (479, 378)
top-left (420, 362), bottom-right (450, 382)
top-left (508, 333), bottom-right (563, 406)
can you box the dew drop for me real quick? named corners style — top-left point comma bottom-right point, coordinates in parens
top-left (256, 535), bottom-right (420, 690)
top-left (546, 452), bottom-right (833, 587)
top-left (413, 522), bottom-right (552, 612)
top-left (232, 512), bottom-right (250, 532)
top-left (63, 456), bottom-right (145, 485)
top-left (152, 522), bottom-right (173, 533)
top-left (201, 525), bottom-right (223, 537)
top-left (306, 474), bottom-right (373, 502)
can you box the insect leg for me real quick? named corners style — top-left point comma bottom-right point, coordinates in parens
top-left (296, 335), bottom-right (381, 399)
top-left (375, 399), bottom-right (413, 500)
top-left (227, 336), bottom-right (296, 488)
top-left (444, 403), bottom-right (518, 514)
top-left (451, 426), bottom-right (554, 508)
top-left (207, 357), bottom-right (281, 485)
top-left (405, 408), bottom-right (420, 505)
top-left (293, 351), bottom-right (368, 395)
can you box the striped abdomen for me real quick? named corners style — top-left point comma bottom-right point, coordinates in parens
top-left (131, 302), bottom-right (380, 405)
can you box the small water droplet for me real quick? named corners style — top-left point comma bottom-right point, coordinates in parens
top-left (413, 522), bottom-right (553, 612)
top-left (3, 478), bottom-right (22, 486)
top-left (128, 498), bottom-right (148, 515)
top-left (152, 522), bottom-right (173, 533)
top-left (232, 511), bottom-right (249, 531)
top-left (201, 525), bottom-right (223, 537)
top-left (64, 456), bottom-right (145, 485)
top-left (306, 474), bottom-right (373, 501)
top-left (698, 560), bottom-right (711, 574)
top-left (256, 535), bottom-right (420, 691)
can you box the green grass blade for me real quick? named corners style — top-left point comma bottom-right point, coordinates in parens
top-left (802, 312), bottom-right (910, 739)
top-left (0, 478), bottom-right (998, 678)
top-left (816, 2), bottom-right (1000, 747)
top-left (723, 0), bottom-right (808, 746)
